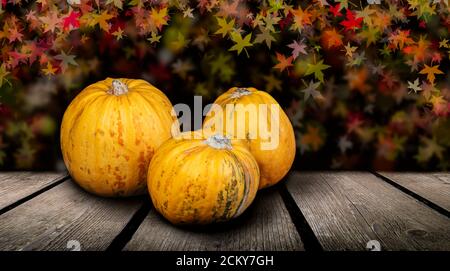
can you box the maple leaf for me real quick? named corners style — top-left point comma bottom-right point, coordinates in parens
top-left (7, 26), bottom-right (23, 43)
top-left (94, 11), bottom-right (113, 31)
top-left (430, 95), bottom-right (448, 116)
top-left (343, 42), bottom-right (357, 58)
top-left (8, 51), bottom-right (28, 68)
top-left (147, 31), bottom-right (161, 44)
top-left (388, 29), bottom-right (413, 50)
top-left (129, 0), bottom-right (144, 8)
top-left (209, 53), bottom-right (235, 82)
top-left (407, 78), bottom-right (422, 93)
top-left (172, 59), bottom-right (194, 79)
top-left (170, 32), bottom-right (190, 52)
top-left (42, 62), bottom-right (57, 76)
top-left (263, 73), bottom-right (282, 92)
top-left (0, 64), bottom-right (10, 87)
top-left (416, 137), bottom-right (444, 162)
top-left (192, 28), bottom-right (210, 50)
top-left (305, 60), bottom-right (331, 82)
top-left (273, 52), bottom-right (293, 73)
top-left (215, 17), bottom-right (235, 38)
top-left (340, 10), bottom-right (363, 31)
top-left (217, 0), bottom-right (240, 17)
top-left (112, 27), bottom-right (125, 40)
top-left (419, 64), bottom-right (444, 85)
top-left (21, 41), bottom-right (44, 64)
top-left (439, 38), bottom-right (449, 49)
top-left (356, 6), bottom-right (376, 22)
top-left (268, 0), bottom-right (284, 13)
top-left (323, 28), bottom-right (343, 48)
top-left (336, 0), bottom-right (349, 10)
top-left (63, 10), bottom-right (80, 30)
top-left (263, 13), bottom-right (280, 33)
top-left (301, 80), bottom-right (322, 101)
top-left (151, 7), bottom-right (169, 30)
top-left (287, 40), bottom-right (307, 59)
top-left (290, 7), bottom-right (312, 31)
top-left (183, 7), bottom-right (194, 18)
top-left (40, 12), bottom-right (62, 33)
top-left (301, 125), bottom-right (323, 151)
top-left (55, 51), bottom-right (78, 73)
top-left (254, 26), bottom-right (276, 49)
top-left (358, 26), bottom-right (380, 47)
top-left (329, 3), bottom-right (343, 17)
top-left (106, 0), bottom-right (123, 9)
top-left (229, 32), bottom-right (252, 56)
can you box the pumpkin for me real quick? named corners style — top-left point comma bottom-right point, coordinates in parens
top-left (60, 78), bottom-right (178, 197)
top-left (203, 87), bottom-right (296, 189)
top-left (147, 131), bottom-right (260, 225)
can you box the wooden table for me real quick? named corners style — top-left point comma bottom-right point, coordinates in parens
top-left (0, 172), bottom-right (449, 251)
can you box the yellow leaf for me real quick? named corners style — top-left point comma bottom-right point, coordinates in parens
top-left (419, 64), bottom-right (444, 85)
top-left (229, 32), bottom-right (252, 56)
top-left (214, 17), bottom-right (235, 38)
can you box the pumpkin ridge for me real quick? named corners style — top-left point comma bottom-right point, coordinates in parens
top-left (65, 94), bottom-right (106, 157)
top-left (134, 92), bottom-right (175, 136)
top-left (67, 95), bottom-right (108, 191)
top-left (226, 150), bottom-right (248, 218)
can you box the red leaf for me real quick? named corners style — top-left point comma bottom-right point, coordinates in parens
top-left (340, 10), bottom-right (363, 31)
top-left (329, 3), bottom-right (343, 17)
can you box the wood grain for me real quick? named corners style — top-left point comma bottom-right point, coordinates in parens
top-left (0, 179), bottom-right (143, 251)
top-left (125, 189), bottom-right (304, 251)
top-left (378, 172), bottom-right (450, 212)
top-left (0, 172), bottom-right (67, 210)
top-left (286, 172), bottom-right (450, 251)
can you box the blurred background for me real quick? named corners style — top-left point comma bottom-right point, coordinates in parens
top-left (0, 0), bottom-right (449, 171)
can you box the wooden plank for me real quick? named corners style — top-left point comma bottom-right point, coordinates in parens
top-left (0, 179), bottom-right (143, 251)
top-left (378, 172), bottom-right (450, 213)
top-left (125, 189), bottom-right (304, 251)
top-left (0, 172), bottom-right (67, 210)
top-left (286, 172), bottom-right (450, 251)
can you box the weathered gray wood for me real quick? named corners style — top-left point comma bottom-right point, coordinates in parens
top-left (0, 172), bottom-right (67, 210)
top-left (0, 179), bottom-right (143, 251)
top-left (378, 172), bottom-right (450, 212)
top-left (286, 172), bottom-right (450, 251)
top-left (125, 189), bottom-right (304, 251)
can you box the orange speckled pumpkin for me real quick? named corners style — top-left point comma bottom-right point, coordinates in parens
top-left (203, 87), bottom-right (296, 189)
top-left (147, 131), bottom-right (260, 225)
top-left (60, 78), bottom-right (178, 197)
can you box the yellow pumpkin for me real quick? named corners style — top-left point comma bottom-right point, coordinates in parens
top-left (147, 131), bottom-right (260, 225)
top-left (60, 78), bottom-right (178, 197)
top-left (203, 87), bottom-right (296, 189)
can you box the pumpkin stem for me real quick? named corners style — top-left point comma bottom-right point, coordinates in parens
top-left (230, 88), bottom-right (252, 99)
top-left (111, 79), bottom-right (129, 96)
top-left (204, 134), bottom-right (232, 150)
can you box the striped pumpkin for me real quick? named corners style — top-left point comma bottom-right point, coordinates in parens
top-left (147, 131), bottom-right (260, 225)
top-left (203, 87), bottom-right (296, 189)
top-left (60, 78), bottom-right (178, 197)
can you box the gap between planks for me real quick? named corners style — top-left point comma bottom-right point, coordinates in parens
top-left (285, 172), bottom-right (450, 251)
top-left (0, 173), bottom-right (70, 216)
top-left (373, 171), bottom-right (450, 218)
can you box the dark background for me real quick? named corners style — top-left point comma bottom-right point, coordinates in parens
top-left (0, 0), bottom-right (449, 171)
